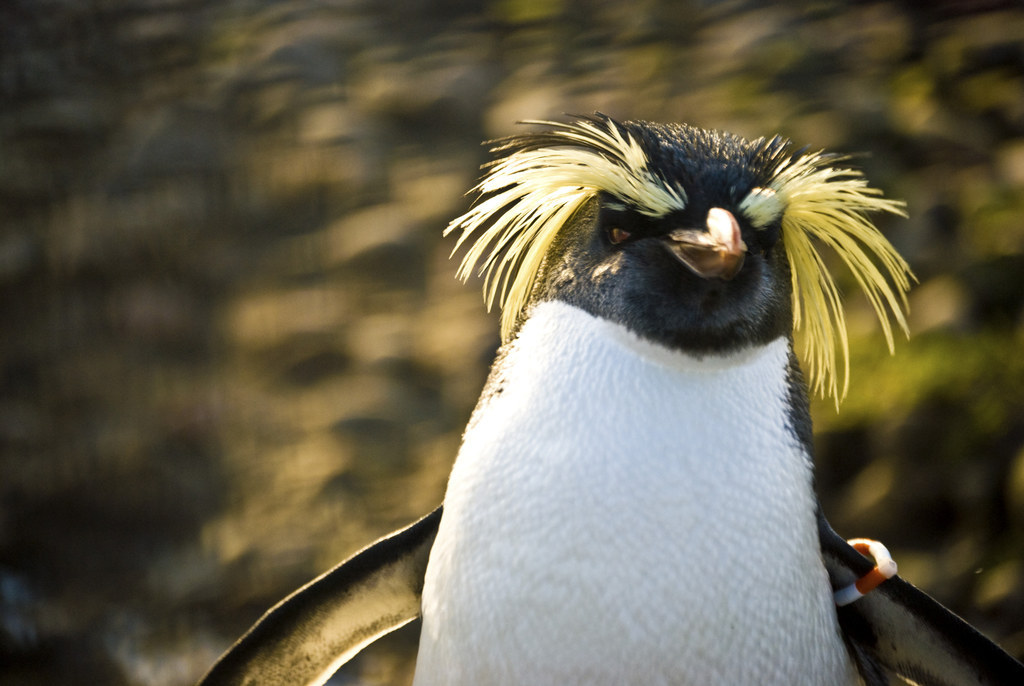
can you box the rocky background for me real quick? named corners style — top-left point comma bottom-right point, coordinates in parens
top-left (2, 1), bottom-right (1023, 684)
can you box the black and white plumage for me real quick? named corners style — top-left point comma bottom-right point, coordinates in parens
top-left (197, 115), bottom-right (1023, 686)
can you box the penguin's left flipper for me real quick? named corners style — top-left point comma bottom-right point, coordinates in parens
top-left (819, 515), bottom-right (1024, 686)
top-left (197, 506), bottom-right (442, 686)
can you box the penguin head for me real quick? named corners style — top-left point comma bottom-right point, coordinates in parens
top-left (525, 122), bottom-right (792, 359)
top-left (448, 114), bottom-right (913, 401)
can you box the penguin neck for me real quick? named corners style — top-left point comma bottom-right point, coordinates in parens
top-left (586, 302), bottom-right (789, 371)
top-left (463, 298), bottom-right (821, 544)
top-left (477, 298), bottom-right (811, 453)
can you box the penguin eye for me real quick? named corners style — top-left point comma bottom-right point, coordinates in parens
top-left (608, 227), bottom-right (632, 245)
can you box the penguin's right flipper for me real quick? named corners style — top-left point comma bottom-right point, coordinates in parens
top-left (819, 515), bottom-right (1024, 686)
top-left (197, 506), bottom-right (443, 686)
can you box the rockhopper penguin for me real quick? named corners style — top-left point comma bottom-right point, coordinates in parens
top-left (198, 114), bottom-right (1024, 686)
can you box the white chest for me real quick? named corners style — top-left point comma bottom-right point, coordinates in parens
top-left (413, 301), bottom-right (858, 685)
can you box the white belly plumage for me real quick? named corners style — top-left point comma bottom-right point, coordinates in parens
top-left (413, 301), bottom-right (859, 685)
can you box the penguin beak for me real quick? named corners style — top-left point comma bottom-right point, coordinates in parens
top-left (661, 207), bottom-right (747, 281)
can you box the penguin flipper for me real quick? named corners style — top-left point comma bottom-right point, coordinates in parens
top-left (819, 515), bottom-right (1024, 686)
top-left (197, 506), bottom-right (443, 686)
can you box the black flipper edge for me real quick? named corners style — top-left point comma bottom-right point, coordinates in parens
top-left (197, 506), bottom-right (443, 686)
top-left (819, 513), bottom-right (1024, 686)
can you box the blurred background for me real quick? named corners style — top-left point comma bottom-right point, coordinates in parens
top-left (2, 0), bottom-right (1023, 683)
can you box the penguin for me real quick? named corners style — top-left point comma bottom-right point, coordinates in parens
top-left (197, 114), bottom-right (1024, 686)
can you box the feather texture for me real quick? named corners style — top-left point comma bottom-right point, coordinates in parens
top-left (446, 116), bottom-right (687, 342)
top-left (756, 152), bottom-right (912, 400)
top-left (446, 114), bottom-right (913, 401)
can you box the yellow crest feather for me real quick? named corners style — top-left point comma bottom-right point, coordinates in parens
top-left (446, 117), bottom-right (686, 342)
top-left (447, 117), bottom-right (914, 403)
top-left (765, 152), bottom-right (912, 402)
